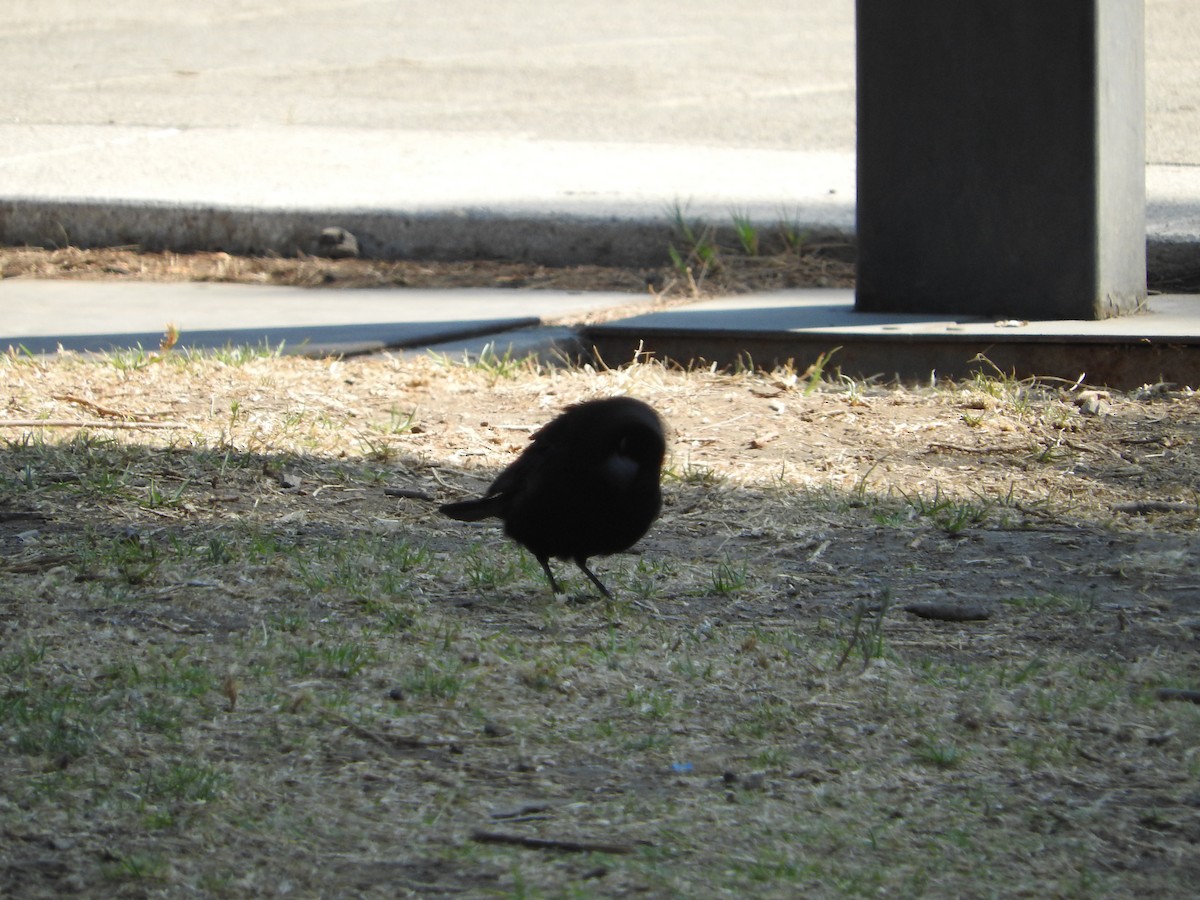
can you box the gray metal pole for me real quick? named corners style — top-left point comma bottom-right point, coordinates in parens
top-left (855, 1), bottom-right (1146, 320)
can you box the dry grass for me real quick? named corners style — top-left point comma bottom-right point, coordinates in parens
top-left (2, 346), bottom-right (1200, 897)
top-left (0, 240), bottom-right (854, 299)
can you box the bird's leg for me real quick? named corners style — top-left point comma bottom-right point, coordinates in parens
top-left (575, 558), bottom-right (613, 600)
top-left (538, 556), bottom-right (564, 595)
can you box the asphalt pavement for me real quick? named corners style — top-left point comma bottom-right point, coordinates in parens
top-left (1, 1), bottom-right (1198, 377)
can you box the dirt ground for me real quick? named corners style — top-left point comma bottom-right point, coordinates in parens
top-left (1, 329), bottom-right (1199, 897)
top-left (0, 241), bottom-right (856, 298)
top-left (3, 236), bottom-right (1200, 895)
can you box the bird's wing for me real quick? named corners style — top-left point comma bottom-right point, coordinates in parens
top-left (486, 423), bottom-right (562, 499)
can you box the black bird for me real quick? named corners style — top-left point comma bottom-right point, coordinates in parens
top-left (440, 396), bottom-right (665, 598)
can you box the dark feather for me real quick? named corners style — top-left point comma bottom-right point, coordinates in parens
top-left (439, 396), bottom-right (665, 598)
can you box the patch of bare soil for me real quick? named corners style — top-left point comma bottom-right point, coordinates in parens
top-left (0, 243), bottom-right (855, 297)
top-left (2, 349), bottom-right (1200, 897)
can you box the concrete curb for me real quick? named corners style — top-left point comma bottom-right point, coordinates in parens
top-left (0, 198), bottom-right (853, 270)
top-left (3, 197), bottom-right (1196, 288)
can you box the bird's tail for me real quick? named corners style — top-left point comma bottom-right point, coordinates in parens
top-left (439, 496), bottom-right (503, 521)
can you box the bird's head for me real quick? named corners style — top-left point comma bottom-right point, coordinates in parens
top-left (600, 422), bottom-right (665, 490)
top-left (616, 426), bottom-right (665, 467)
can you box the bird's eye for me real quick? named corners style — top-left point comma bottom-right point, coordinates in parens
top-left (617, 428), bottom-right (660, 460)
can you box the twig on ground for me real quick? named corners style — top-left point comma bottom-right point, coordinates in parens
top-left (904, 602), bottom-right (991, 622)
top-left (51, 393), bottom-right (165, 422)
top-left (1113, 500), bottom-right (1197, 515)
top-left (0, 419), bottom-right (187, 429)
top-left (319, 708), bottom-right (449, 754)
top-left (470, 829), bottom-right (640, 855)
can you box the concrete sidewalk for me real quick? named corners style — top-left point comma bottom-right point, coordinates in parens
top-left (0, 279), bottom-right (639, 360)
top-left (1, 1), bottom-right (1199, 384)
